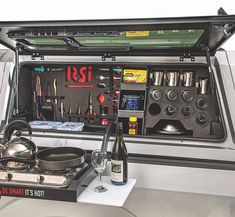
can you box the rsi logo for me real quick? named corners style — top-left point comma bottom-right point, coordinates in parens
top-left (66, 66), bottom-right (92, 83)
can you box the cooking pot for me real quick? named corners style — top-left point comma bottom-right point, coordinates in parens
top-left (0, 120), bottom-right (37, 169)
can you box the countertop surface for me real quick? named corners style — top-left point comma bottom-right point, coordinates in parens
top-left (1, 187), bottom-right (235, 217)
top-left (77, 176), bottom-right (136, 207)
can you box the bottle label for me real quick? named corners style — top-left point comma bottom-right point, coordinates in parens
top-left (111, 159), bottom-right (123, 182)
top-left (128, 129), bottom-right (136, 135)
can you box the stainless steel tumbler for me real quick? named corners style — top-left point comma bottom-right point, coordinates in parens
top-left (199, 79), bottom-right (209, 94)
top-left (166, 71), bottom-right (179, 86)
top-left (152, 71), bottom-right (163, 86)
top-left (183, 71), bottom-right (194, 87)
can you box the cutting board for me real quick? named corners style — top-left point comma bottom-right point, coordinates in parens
top-left (77, 176), bottom-right (136, 207)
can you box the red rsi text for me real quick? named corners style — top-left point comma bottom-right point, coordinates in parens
top-left (66, 66), bottom-right (92, 83)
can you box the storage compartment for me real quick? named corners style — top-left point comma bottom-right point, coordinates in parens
top-left (16, 64), bottom-right (122, 133)
top-left (1, 15), bottom-right (234, 142)
top-left (12, 62), bottom-right (225, 141)
top-left (144, 64), bottom-right (224, 139)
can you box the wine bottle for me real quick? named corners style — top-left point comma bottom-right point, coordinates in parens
top-left (111, 122), bottom-right (128, 185)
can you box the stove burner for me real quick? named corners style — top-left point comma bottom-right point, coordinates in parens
top-left (0, 162), bottom-right (32, 171)
top-left (0, 163), bottom-right (88, 188)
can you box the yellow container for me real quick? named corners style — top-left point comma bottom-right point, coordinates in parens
top-left (129, 116), bottom-right (137, 122)
top-left (123, 69), bottom-right (147, 83)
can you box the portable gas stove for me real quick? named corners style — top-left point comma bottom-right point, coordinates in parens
top-left (0, 161), bottom-right (96, 202)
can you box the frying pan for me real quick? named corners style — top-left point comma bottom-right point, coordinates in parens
top-left (36, 147), bottom-right (86, 171)
top-left (0, 147), bottom-right (86, 171)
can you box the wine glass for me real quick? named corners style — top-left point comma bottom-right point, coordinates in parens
top-left (91, 149), bottom-right (108, 193)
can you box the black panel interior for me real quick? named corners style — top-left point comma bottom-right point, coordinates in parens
top-left (13, 63), bottom-right (225, 141)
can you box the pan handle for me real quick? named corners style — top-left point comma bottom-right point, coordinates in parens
top-left (101, 122), bottom-right (115, 153)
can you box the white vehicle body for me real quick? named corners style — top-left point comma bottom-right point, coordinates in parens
top-left (0, 15), bottom-right (235, 216)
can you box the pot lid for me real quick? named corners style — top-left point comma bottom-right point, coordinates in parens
top-left (0, 12), bottom-right (235, 56)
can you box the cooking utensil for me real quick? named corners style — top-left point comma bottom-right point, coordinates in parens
top-left (100, 105), bottom-right (109, 126)
top-left (52, 79), bottom-right (58, 121)
top-left (36, 147), bottom-right (86, 171)
top-left (113, 105), bottom-right (118, 116)
top-left (165, 105), bottom-right (177, 116)
top-left (152, 71), bottom-right (163, 86)
top-left (50, 67), bottom-right (65, 72)
top-left (97, 83), bottom-right (106, 88)
top-left (155, 120), bottom-right (190, 135)
top-left (41, 81), bottom-right (53, 120)
top-left (166, 72), bottom-right (179, 86)
top-left (34, 66), bottom-right (45, 72)
top-left (112, 99), bottom-right (119, 104)
top-left (183, 71), bottom-right (194, 87)
top-left (114, 90), bottom-right (120, 96)
top-left (35, 75), bottom-right (45, 120)
top-left (104, 90), bottom-right (110, 95)
top-left (76, 99), bottom-right (81, 122)
top-left (196, 97), bottom-right (208, 109)
top-left (2, 130), bottom-right (36, 160)
top-left (34, 67), bottom-right (65, 72)
top-left (67, 106), bottom-right (73, 122)
top-left (85, 92), bottom-right (96, 124)
top-left (181, 105), bottom-right (194, 116)
top-left (33, 90), bottom-right (40, 119)
top-left (196, 113), bottom-right (208, 125)
top-left (53, 79), bottom-right (57, 104)
top-left (101, 119), bottom-right (109, 126)
top-left (97, 68), bottom-right (110, 71)
top-left (199, 78), bottom-right (209, 94)
top-left (113, 68), bottom-right (122, 74)
top-left (0, 147), bottom-right (86, 171)
top-left (41, 104), bottom-right (54, 121)
top-left (60, 101), bottom-right (64, 121)
top-left (182, 90), bottom-right (194, 102)
top-left (96, 75), bottom-right (121, 81)
top-left (166, 89), bottom-right (178, 101)
top-left (0, 120), bottom-right (37, 169)
top-left (76, 109), bottom-right (81, 122)
top-left (150, 89), bottom-right (161, 101)
top-left (97, 94), bottom-right (105, 104)
top-left (65, 84), bottom-right (94, 88)
top-left (46, 80), bottom-right (51, 102)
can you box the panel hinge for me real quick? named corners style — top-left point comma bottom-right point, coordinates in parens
top-left (102, 53), bottom-right (116, 61)
top-left (31, 53), bottom-right (45, 60)
top-left (179, 52), bottom-right (195, 62)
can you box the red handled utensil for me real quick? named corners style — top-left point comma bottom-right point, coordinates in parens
top-left (97, 94), bottom-right (105, 104)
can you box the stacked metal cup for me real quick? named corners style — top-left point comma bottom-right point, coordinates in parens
top-left (166, 72), bottom-right (179, 86)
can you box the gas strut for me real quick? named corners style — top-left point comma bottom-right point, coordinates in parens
top-left (14, 48), bottom-right (20, 115)
top-left (205, 47), bottom-right (218, 121)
